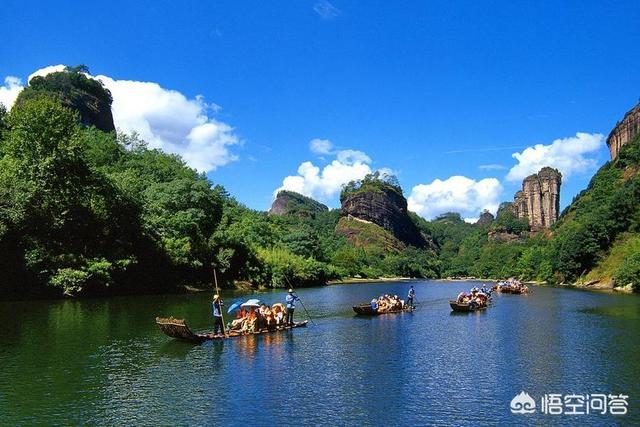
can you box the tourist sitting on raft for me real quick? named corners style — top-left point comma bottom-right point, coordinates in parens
top-left (370, 294), bottom-right (406, 313)
top-left (494, 278), bottom-right (529, 294)
top-left (228, 300), bottom-right (291, 334)
top-left (455, 286), bottom-right (489, 309)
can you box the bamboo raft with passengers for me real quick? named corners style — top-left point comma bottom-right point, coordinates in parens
top-left (493, 279), bottom-right (530, 294)
top-left (449, 286), bottom-right (491, 312)
top-left (157, 276), bottom-right (314, 344)
top-left (353, 293), bottom-right (413, 315)
top-left (156, 316), bottom-right (308, 344)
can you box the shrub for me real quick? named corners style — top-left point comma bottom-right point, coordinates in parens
top-left (614, 251), bottom-right (640, 291)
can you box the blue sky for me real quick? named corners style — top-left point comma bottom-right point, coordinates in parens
top-left (1, 1), bottom-right (639, 219)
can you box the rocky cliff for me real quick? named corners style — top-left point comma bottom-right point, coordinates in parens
top-left (339, 179), bottom-right (426, 248)
top-left (15, 66), bottom-right (116, 133)
top-left (607, 102), bottom-right (640, 159)
top-left (269, 190), bottom-right (328, 217)
top-left (475, 210), bottom-right (495, 226)
top-left (512, 167), bottom-right (562, 230)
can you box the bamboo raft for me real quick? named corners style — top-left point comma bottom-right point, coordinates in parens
top-left (352, 304), bottom-right (413, 315)
top-left (449, 301), bottom-right (487, 312)
top-left (155, 316), bottom-right (308, 344)
top-left (495, 285), bottom-right (529, 294)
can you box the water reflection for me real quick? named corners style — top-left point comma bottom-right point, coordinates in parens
top-left (156, 340), bottom-right (198, 359)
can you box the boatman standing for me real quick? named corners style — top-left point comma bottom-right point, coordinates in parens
top-left (212, 294), bottom-right (225, 337)
top-left (407, 286), bottom-right (415, 308)
top-left (285, 289), bottom-right (299, 326)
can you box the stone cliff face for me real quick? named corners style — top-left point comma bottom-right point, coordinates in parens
top-left (70, 90), bottom-right (115, 133)
top-left (340, 186), bottom-right (425, 247)
top-left (607, 102), bottom-right (640, 159)
top-left (476, 210), bottom-right (495, 226)
top-left (269, 191), bottom-right (328, 217)
top-left (512, 167), bottom-right (562, 230)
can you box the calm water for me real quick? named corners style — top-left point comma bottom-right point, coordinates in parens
top-left (1, 281), bottom-right (639, 425)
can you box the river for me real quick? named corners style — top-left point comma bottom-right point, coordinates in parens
top-left (1, 280), bottom-right (639, 425)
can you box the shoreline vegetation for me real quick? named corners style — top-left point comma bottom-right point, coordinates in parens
top-left (1, 66), bottom-right (639, 301)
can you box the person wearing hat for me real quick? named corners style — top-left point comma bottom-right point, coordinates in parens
top-left (285, 289), bottom-right (299, 326)
top-left (407, 285), bottom-right (415, 308)
top-left (212, 294), bottom-right (225, 337)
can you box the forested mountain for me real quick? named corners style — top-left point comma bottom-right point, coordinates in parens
top-left (0, 67), bottom-right (442, 299)
top-left (427, 133), bottom-right (640, 291)
top-left (1, 66), bottom-right (638, 299)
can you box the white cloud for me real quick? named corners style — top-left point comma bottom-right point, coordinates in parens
top-left (479, 163), bottom-right (506, 171)
top-left (2, 65), bottom-right (240, 173)
top-left (506, 132), bottom-right (604, 181)
top-left (408, 176), bottom-right (503, 220)
top-left (96, 74), bottom-right (239, 172)
top-left (0, 76), bottom-right (23, 109)
top-left (336, 149), bottom-right (371, 164)
top-left (309, 138), bottom-right (333, 155)
top-left (313, 0), bottom-right (341, 19)
top-left (28, 64), bottom-right (66, 82)
top-left (275, 148), bottom-right (376, 202)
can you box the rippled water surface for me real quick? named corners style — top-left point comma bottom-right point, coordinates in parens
top-left (1, 281), bottom-right (639, 425)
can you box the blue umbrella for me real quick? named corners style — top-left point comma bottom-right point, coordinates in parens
top-left (227, 300), bottom-right (243, 314)
top-left (241, 298), bottom-right (262, 308)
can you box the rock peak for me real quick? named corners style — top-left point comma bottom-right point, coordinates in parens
top-left (512, 167), bottom-right (561, 230)
top-left (476, 210), bottom-right (495, 226)
top-left (268, 190), bottom-right (328, 217)
top-left (339, 176), bottom-right (425, 247)
top-left (607, 101), bottom-right (640, 159)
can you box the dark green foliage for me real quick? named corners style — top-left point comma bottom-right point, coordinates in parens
top-left (493, 202), bottom-right (530, 234)
top-left (0, 95), bottom-right (222, 298)
top-left (0, 96), bottom-right (162, 297)
top-left (340, 171), bottom-right (403, 202)
top-left (614, 251), bottom-right (640, 291)
top-left (546, 137), bottom-right (640, 283)
top-left (473, 242), bottom-right (524, 279)
top-left (0, 104), bottom-right (7, 145)
top-left (416, 212), bottom-right (476, 277)
top-left (383, 246), bottom-right (440, 278)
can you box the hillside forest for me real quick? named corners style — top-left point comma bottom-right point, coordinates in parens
top-left (1, 66), bottom-right (639, 299)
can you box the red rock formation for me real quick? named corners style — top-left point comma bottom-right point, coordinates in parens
top-left (607, 102), bottom-right (640, 159)
top-left (339, 185), bottom-right (426, 248)
top-left (512, 167), bottom-right (562, 230)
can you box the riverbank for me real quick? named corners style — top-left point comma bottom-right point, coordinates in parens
top-left (435, 278), bottom-right (546, 286)
top-left (565, 279), bottom-right (635, 294)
